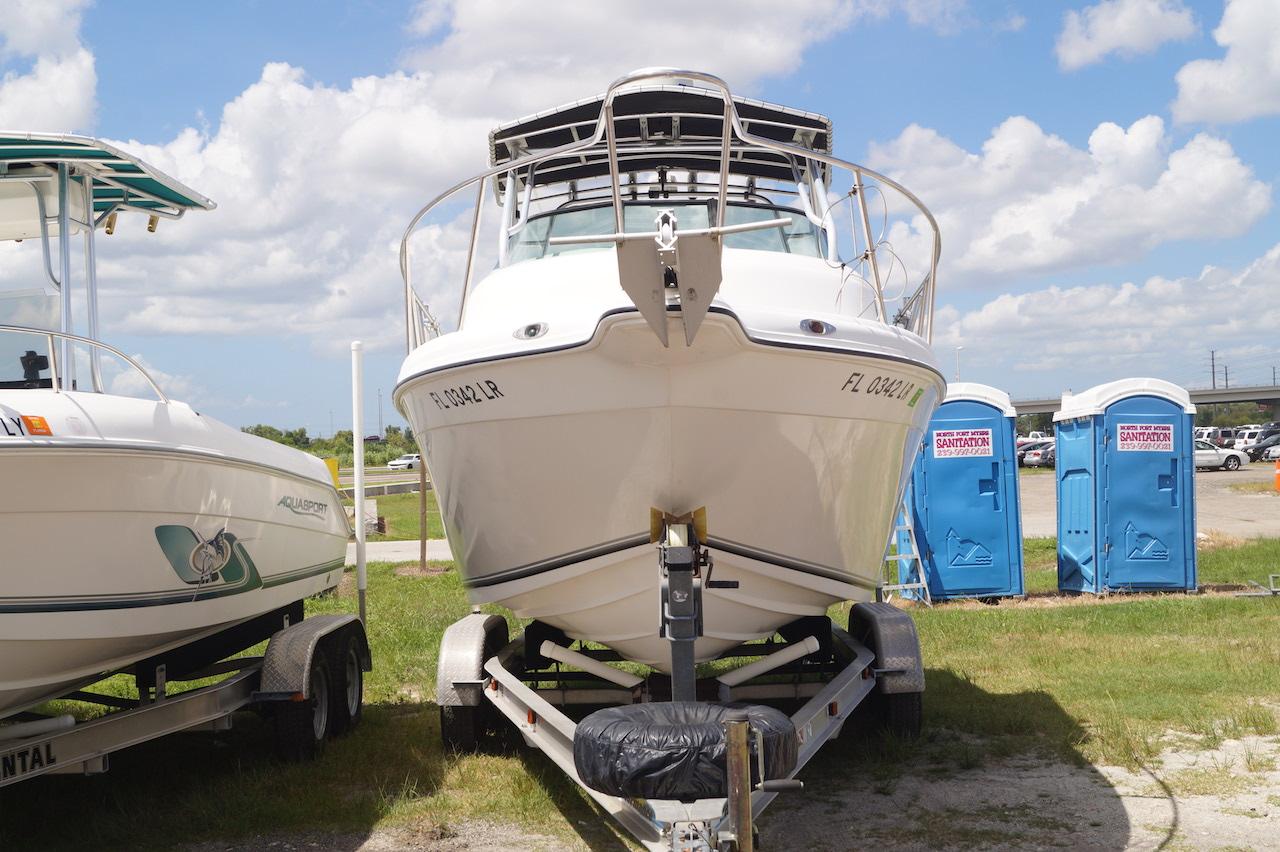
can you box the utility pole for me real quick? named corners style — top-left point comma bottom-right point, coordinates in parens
top-left (1224, 365), bottom-right (1230, 389)
top-left (1273, 365), bottom-right (1276, 387)
top-left (1210, 350), bottom-right (1216, 389)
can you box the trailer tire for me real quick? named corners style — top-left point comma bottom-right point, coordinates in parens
top-left (440, 704), bottom-right (479, 752)
top-left (275, 651), bottom-right (333, 761)
top-left (328, 629), bottom-right (364, 736)
top-left (575, 702), bottom-right (798, 801)
top-left (437, 614), bottom-right (509, 753)
top-left (884, 691), bottom-right (923, 739)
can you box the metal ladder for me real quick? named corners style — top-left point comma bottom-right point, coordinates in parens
top-left (879, 484), bottom-right (932, 606)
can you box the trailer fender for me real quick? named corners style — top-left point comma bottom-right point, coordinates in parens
top-left (849, 602), bottom-right (924, 695)
top-left (256, 614), bottom-right (368, 701)
top-left (437, 613), bottom-right (508, 707)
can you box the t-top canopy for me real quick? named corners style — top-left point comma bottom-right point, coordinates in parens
top-left (489, 83), bottom-right (833, 189)
top-left (1054, 377), bottom-right (1195, 422)
top-left (0, 132), bottom-right (214, 217)
top-left (943, 382), bottom-right (1016, 417)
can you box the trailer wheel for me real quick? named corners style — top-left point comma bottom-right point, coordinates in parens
top-left (849, 602), bottom-right (925, 740)
top-left (440, 704), bottom-right (480, 752)
top-left (328, 629), bottom-right (364, 736)
top-left (883, 691), bottom-right (923, 738)
top-left (275, 651), bottom-right (333, 761)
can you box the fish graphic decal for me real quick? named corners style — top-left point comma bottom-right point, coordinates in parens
top-left (154, 525), bottom-right (263, 590)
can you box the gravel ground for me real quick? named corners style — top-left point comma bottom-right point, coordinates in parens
top-left (1018, 462), bottom-right (1279, 538)
top-left (188, 729), bottom-right (1280, 851)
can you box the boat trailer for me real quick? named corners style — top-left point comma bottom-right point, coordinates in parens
top-left (0, 609), bottom-right (370, 789)
top-left (438, 521), bottom-right (925, 851)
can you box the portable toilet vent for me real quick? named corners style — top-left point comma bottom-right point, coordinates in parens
top-left (903, 382), bottom-right (1024, 600)
top-left (1054, 378), bottom-right (1197, 593)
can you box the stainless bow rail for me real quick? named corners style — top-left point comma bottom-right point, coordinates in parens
top-left (0, 324), bottom-right (168, 400)
top-left (398, 67), bottom-right (941, 353)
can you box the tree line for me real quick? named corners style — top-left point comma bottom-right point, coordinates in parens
top-left (241, 424), bottom-right (418, 467)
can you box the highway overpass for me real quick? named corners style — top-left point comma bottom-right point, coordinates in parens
top-left (1012, 384), bottom-right (1280, 415)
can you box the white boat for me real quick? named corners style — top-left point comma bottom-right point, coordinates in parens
top-left (0, 134), bottom-right (350, 720)
top-left (395, 69), bottom-right (944, 675)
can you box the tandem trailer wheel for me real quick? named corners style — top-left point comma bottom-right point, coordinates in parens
top-left (275, 649), bottom-right (334, 762)
top-left (883, 691), bottom-right (923, 739)
top-left (328, 628), bottom-right (366, 736)
top-left (437, 613), bottom-right (509, 754)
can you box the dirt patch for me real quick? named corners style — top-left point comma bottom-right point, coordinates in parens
top-left (184, 821), bottom-right (575, 851)
top-left (762, 730), bottom-right (1280, 851)
top-left (1198, 529), bottom-right (1247, 551)
top-left (394, 563), bottom-right (451, 578)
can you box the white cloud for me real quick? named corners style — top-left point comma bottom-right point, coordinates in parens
top-left (0, 0), bottom-right (96, 130)
top-left (1172, 0), bottom-right (1280, 124)
top-left (402, 1), bottom-right (971, 117)
top-left (934, 241), bottom-right (1280, 385)
top-left (108, 352), bottom-right (199, 401)
top-left (0, 0), bottom-right (91, 59)
top-left (86, 1), bottom-right (969, 352)
top-left (868, 114), bottom-right (1270, 282)
top-left (1056, 0), bottom-right (1195, 71)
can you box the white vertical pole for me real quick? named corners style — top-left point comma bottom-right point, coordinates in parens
top-left (351, 341), bottom-right (367, 624)
top-left (57, 164), bottom-right (75, 387)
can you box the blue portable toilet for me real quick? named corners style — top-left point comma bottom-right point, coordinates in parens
top-left (1054, 378), bottom-right (1197, 593)
top-left (902, 382), bottom-right (1025, 600)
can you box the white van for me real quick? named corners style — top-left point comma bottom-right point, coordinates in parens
top-left (1236, 429), bottom-right (1262, 451)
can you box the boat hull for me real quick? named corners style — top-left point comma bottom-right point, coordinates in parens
top-left (0, 445), bottom-right (348, 718)
top-left (397, 312), bottom-right (944, 668)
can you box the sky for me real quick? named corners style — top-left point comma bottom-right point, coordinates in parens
top-left (1, 0), bottom-right (1278, 433)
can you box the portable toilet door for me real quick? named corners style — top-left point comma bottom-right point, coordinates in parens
top-left (909, 383), bottom-right (1024, 599)
top-left (1054, 379), bottom-right (1197, 592)
top-left (1055, 412), bottom-right (1098, 592)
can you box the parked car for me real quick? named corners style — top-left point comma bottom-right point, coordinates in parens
top-left (1194, 439), bottom-right (1247, 471)
top-left (1245, 433), bottom-right (1280, 461)
top-left (1235, 428), bottom-right (1262, 452)
top-left (1265, 443), bottom-right (1280, 461)
top-left (387, 453), bottom-right (421, 470)
top-left (1024, 443), bottom-right (1055, 468)
top-left (1017, 440), bottom-right (1051, 466)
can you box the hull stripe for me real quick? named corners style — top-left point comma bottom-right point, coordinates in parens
top-left (461, 535), bottom-right (875, 592)
top-left (0, 559), bottom-right (343, 613)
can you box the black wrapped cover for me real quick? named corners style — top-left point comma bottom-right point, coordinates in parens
top-left (573, 702), bottom-right (798, 801)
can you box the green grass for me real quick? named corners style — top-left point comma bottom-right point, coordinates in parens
top-left (1022, 536), bottom-right (1058, 594)
top-left (1019, 535), bottom-right (1280, 593)
top-left (5, 543), bottom-right (1280, 849)
top-left (1199, 537), bottom-right (1280, 586)
top-left (901, 596), bottom-right (1280, 767)
top-left (346, 490), bottom-right (446, 542)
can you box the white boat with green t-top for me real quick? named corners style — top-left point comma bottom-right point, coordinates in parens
top-left (0, 134), bottom-right (350, 721)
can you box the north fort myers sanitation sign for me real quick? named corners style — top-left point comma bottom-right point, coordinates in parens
top-left (932, 428), bottom-right (993, 458)
top-left (1116, 423), bottom-right (1173, 452)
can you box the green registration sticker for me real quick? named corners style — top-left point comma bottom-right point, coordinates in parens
top-left (907, 388), bottom-right (925, 408)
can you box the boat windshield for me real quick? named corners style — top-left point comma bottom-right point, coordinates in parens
top-left (508, 200), bottom-right (826, 264)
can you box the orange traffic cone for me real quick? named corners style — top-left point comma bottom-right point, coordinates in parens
top-left (1274, 459), bottom-right (1280, 492)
